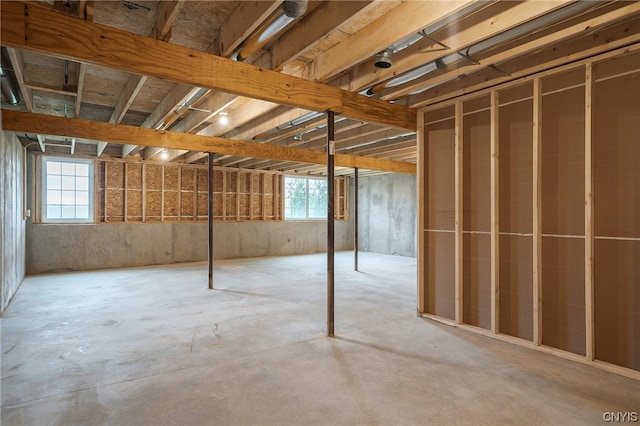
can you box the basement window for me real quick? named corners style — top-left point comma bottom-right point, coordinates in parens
top-left (284, 176), bottom-right (327, 219)
top-left (42, 157), bottom-right (93, 223)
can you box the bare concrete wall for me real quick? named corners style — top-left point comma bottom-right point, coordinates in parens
top-left (26, 220), bottom-right (352, 274)
top-left (1, 130), bottom-right (26, 312)
top-left (356, 173), bottom-right (416, 257)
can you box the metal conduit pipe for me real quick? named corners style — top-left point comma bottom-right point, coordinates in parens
top-left (0, 47), bottom-right (20, 105)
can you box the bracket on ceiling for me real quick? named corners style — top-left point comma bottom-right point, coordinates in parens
top-left (418, 31), bottom-right (450, 52)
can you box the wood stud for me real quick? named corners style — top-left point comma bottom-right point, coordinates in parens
top-left (454, 101), bottom-right (463, 324)
top-left (490, 91), bottom-right (500, 334)
top-left (61, 158), bottom-right (346, 224)
top-left (532, 78), bottom-right (543, 346)
top-left (417, 52), bottom-right (640, 380)
top-left (584, 63), bottom-right (595, 361)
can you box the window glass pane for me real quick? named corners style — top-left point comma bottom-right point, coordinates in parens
top-left (61, 190), bottom-right (75, 204)
top-left (284, 176), bottom-right (327, 219)
top-left (46, 161), bottom-right (61, 175)
top-left (76, 176), bottom-right (88, 191)
top-left (308, 179), bottom-right (327, 218)
top-left (76, 205), bottom-right (89, 219)
top-left (284, 177), bottom-right (308, 219)
top-left (76, 191), bottom-right (89, 205)
top-left (76, 163), bottom-right (89, 176)
top-left (61, 175), bottom-right (75, 190)
top-left (61, 162), bottom-right (75, 175)
top-left (47, 175), bottom-right (61, 190)
top-left (43, 158), bottom-right (93, 222)
top-left (61, 205), bottom-right (75, 218)
top-left (47, 205), bottom-right (61, 219)
top-left (47, 190), bottom-right (61, 204)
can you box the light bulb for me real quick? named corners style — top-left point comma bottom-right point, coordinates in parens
top-left (219, 112), bottom-right (229, 125)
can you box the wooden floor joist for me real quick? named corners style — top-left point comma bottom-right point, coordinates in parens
top-left (0, 1), bottom-right (417, 132)
top-left (2, 110), bottom-right (416, 174)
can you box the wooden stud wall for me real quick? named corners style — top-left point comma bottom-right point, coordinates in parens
top-left (418, 48), bottom-right (640, 379)
top-left (91, 160), bottom-right (344, 223)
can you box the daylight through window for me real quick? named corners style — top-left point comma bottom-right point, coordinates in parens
top-left (284, 176), bottom-right (327, 219)
top-left (43, 158), bottom-right (93, 222)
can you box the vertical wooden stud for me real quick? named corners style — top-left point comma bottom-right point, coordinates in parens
top-left (262, 174), bottom-right (267, 220)
top-left (104, 161), bottom-right (109, 222)
top-left (222, 169), bottom-right (227, 221)
top-left (532, 77), bottom-right (543, 346)
top-left (272, 174), bottom-right (277, 221)
top-left (192, 168), bottom-right (197, 221)
top-left (177, 165), bottom-right (182, 221)
top-left (454, 101), bottom-right (463, 324)
top-left (236, 170), bottom-right (241, 221)
top-left (417, 111), bottom-right (425, 314)
top-left (490, 90), bottom-right (500, 334)
top-left (585, 63), bottom-right (595, 361)
top-left (160, 165), bottom-right (165, 222)
top-left (124, 162), bottom-right (129, 222)
top-left (249, 172), bottom-right (255, 220)
top-left (280, 174), bottom-right (285, 221)
top-left (141, 163), bottom-right (146, 222)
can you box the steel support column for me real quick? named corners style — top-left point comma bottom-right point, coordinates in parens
top-left (327, 111), bottom-right (335, 337)
top-left (354, 167), bottom-right (359, 271)
top-left (208, 152), bottom-right (215, 290)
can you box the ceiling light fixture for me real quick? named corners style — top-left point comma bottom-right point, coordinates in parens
top-left (219, 112), bottom-right (229, 125)
top-left (160, 149), bottom-right (169, 160)
top-left (374, 49), bottom-right (393, 69)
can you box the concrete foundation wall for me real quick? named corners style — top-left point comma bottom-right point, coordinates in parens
top-left (26, 220), bottom-right (352, 274)
top-left (357, 173), bottom-right (416, 257)
top-left (1, 130), bottom-right (26, 312)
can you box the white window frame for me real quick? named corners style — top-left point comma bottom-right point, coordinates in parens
top-left (284, 175), bottom-right (328, 220)
top-left (41, 156), bottom-right (94, 223)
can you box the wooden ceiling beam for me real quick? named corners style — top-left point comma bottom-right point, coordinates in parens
top-left (270, 0), bottom-right (373, 71)
top-left (121, 84), bottom-right (193, 157)
top-left (109, 75), bottom-right (147, 125)
top-left (386, 2), bottom-right (640, 102)
top-left (5, 48), bottom-right (33, 112)
top-left (216, 1), bottom-right (283, 57)
top-left (0, 0), bottom-right (410, 129)
top-left (2, 110), bottom-right (416, 174)
top-left (409, 15), bottom-right (640, 108)
top-left (74, 63), bottom-right (86, 118)
top-left (340, 0), bottom-right (572, 94)
top-left (116, 0), bottom-right (185, 157)
top-left (155, 0), bottom-right (185, 42)
top-left (305, 0), bottom-right (475, 82)
top-left (191, 1), bottom-right (402, 147)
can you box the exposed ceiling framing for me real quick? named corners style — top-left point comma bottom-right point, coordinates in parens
top-left (1, 0), bottom-right (639, 176)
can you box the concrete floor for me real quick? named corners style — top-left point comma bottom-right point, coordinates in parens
top-left (1, 252), bottom-right (638, 425)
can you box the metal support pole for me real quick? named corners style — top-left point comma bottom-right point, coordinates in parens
top-left (208, 152), bottom-right (214, 290)
top-left (327, 111), bottom-right (335, 337)
top-left (354, 167), bottom-right (358, 271)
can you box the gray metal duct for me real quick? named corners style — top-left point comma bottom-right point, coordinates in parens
top-left (282, 0), bottom-right (307, 18)
top-left (234, 0), bottom-right (308, 61)
top-left (0, 47), bottom-right (20, 105)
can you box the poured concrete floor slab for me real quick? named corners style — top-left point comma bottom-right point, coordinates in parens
top-left (2, 252), bottom-right (638, 425)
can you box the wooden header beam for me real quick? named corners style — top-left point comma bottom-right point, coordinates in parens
top-left (2, 110), bottom-right (416, 174)
top-left (0, 1), bottom-right (416, 131)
